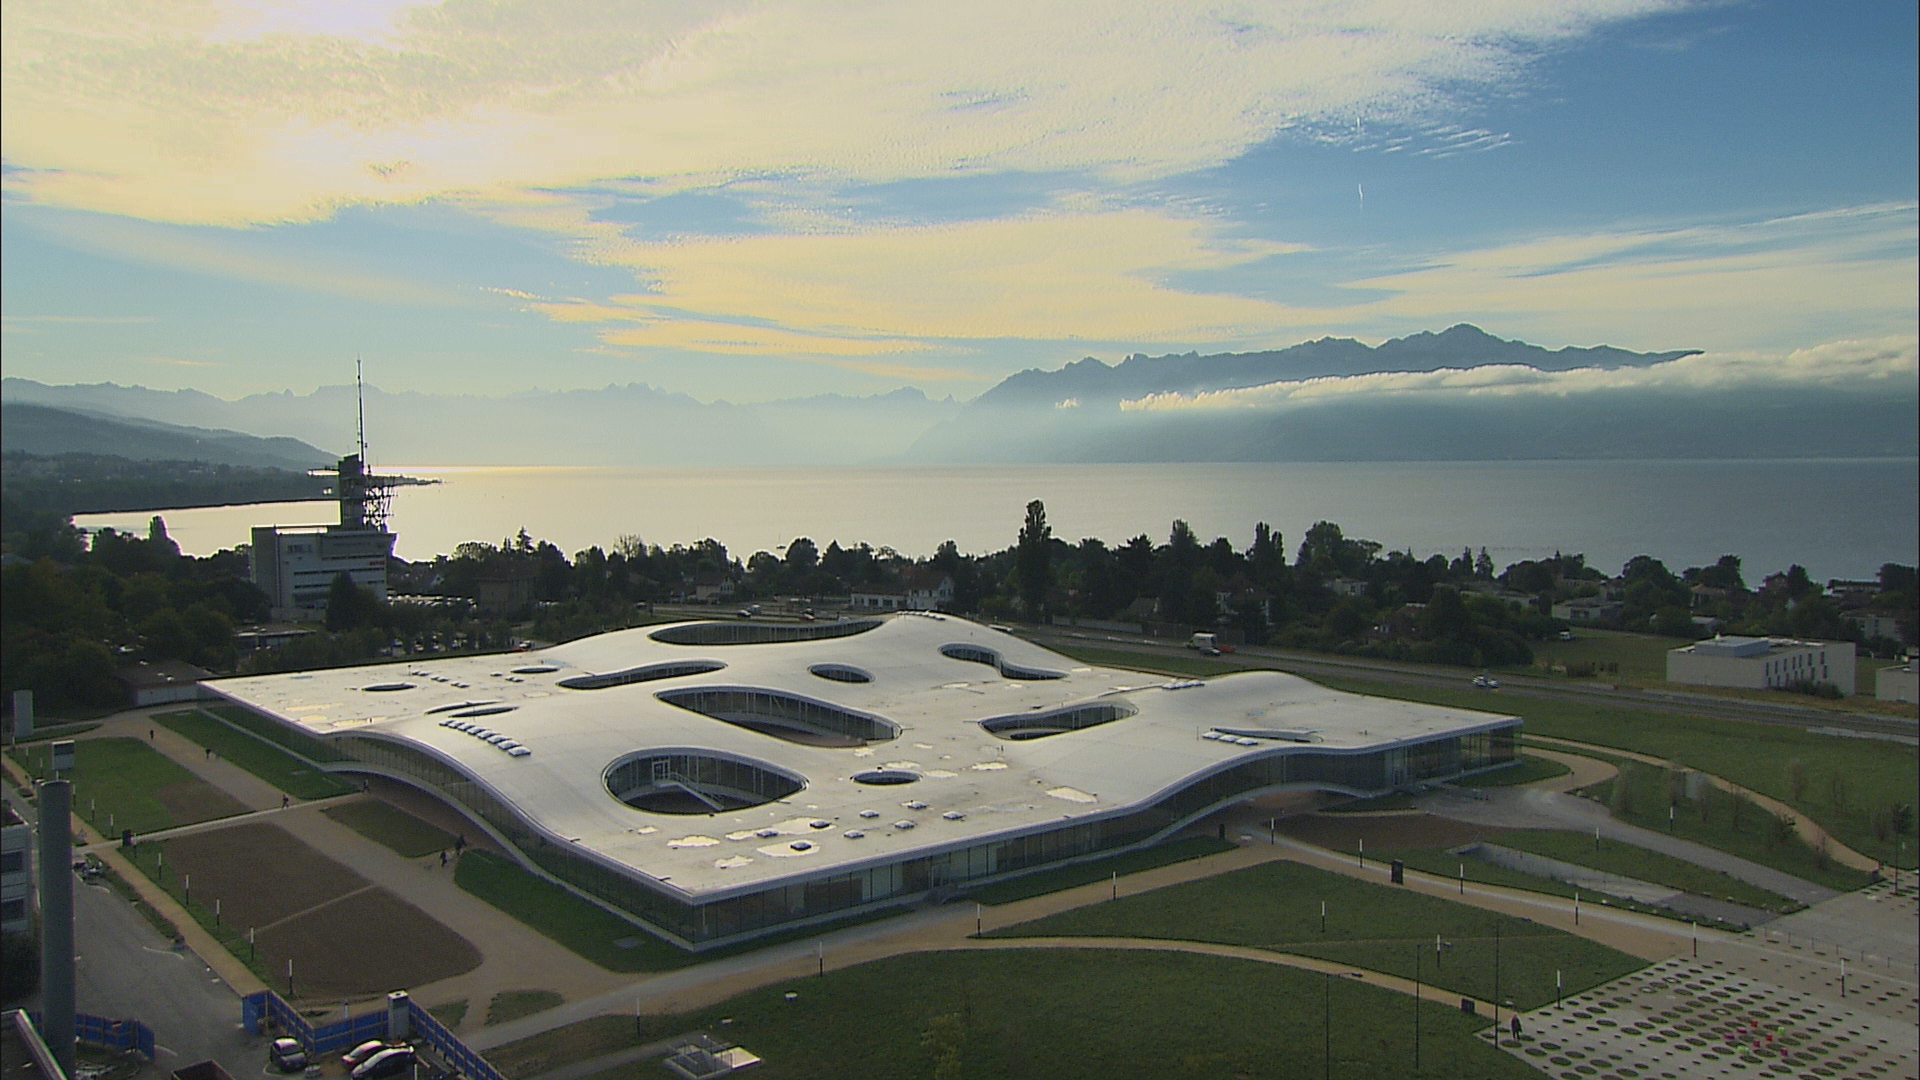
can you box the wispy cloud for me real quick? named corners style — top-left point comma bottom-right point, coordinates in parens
top-left (1122, 337), bottom-right (1920, 412)
top-left (2, 0), bottom-right (1679, 225)
top-left (1, 314), bottom-right (158, 323)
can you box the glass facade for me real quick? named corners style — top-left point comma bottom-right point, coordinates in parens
top-left (209, 698), bottom-right (1513, 948)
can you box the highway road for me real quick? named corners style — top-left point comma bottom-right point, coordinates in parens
top-left (1022, 625), bottom-right (1920, 739)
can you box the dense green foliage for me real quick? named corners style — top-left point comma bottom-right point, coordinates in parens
top-left (991, 859), bottom-right (1646, 1010)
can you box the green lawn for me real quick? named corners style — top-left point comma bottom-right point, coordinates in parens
top-left (1523, 628), bottom-right (1672, 682)
top-left (965, 836), bottom-right (1236, 905)
top-left (8, 737), bottom-right (243, 835)
top-left (1306, 675), bottom-right (1918, 868)
top-left (1322, 792), bottom-right (1422, 813)
top-left (1582, 760), bottom-right (1874, 891)
top-left (156, 710), bottom-right (356, 800)
top-left (323, 800), bottom-right (456, 858)
top-left (989, 859), bottom-right (1644, 1010)
top-left (486, 990), bottom-right (564, 1026)
top-left (1051, 640), bottom-right (1917, 867)
top-left (1483, 830), bottom-right (1798, 913)
top-left (12, 721), bottom-right (104, 744)
top-left (455, 850), bottom-right (689, 972)
top-left (491, 950), bottom-right (1535, 1080)
top-left (1454, 755), bottom-right (1570, 788)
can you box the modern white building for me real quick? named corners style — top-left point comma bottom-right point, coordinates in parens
top-left (250, 454), bottom-right (396, 618)
top-left (1877, 658), bottom-right (1918, 704)
top-left (1, 800), bottom-right (29, 933)
top-left (1552, 597), bottom-right (1623, 625)
top-left (1666, 635), bottom-right (1856, 695)
top-left (205, 614), bottom-right (1519, 949)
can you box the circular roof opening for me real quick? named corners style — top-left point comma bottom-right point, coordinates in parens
top-left (852, 769), bottom-right (919, 785)
top-left (362, 682), bottom-right (415, 692)
top-left (511, 664), bottom-right (560, 675)
top-left (450, 704), bottom-right (517, 718)
top-left (649, 618), bottom-right (883, 646)
top-left (606, 750), bottom-right (806, 815)
top-left (808, 663), bottom-right (872, 684)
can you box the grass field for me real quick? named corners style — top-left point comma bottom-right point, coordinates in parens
top-left (9, 737), bottom-right (247, 835)
top-left (1582, 759), bottom-right (1875, 891)
top-left (155, 710), bottom-right (356, 800)
top-left (1048, 642), bottom-right (1916, 866)
top-left (965, 836), bottom-right (1236, 905)
top-left (491, 950), bottom-right (1535, 1080)
top-left (486, 990), bottom-right (564, 1026)
top-left (1454, 755), bottom-right (1570, 788)
top-left (1520, 628), bottom-right (1910, 712)
top-left (12, 721), bottom-right (104, 744)
top-left (1481, 830), bottom-right (1798, 912)
top-left (323, 799), bottom-right (456, 858)
top-left (989, 859), bottom-right (1644, 1009)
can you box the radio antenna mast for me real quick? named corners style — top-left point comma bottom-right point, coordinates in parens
top-left (356, 354), bottom-right (368, 462)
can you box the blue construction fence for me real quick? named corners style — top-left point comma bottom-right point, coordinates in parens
top-left (241, 991), bottom-right (506, 1080)
top-left (28, 1012), bottom-right (155, 1061)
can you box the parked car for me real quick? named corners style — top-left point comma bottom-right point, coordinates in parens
top-left (1556, 630), bottom-right (1576, 642)
top-left (268, 1039), bottom-right (308, 1073)
top-left (341, 1041), bottom-right (391, 1069)
top-left (351, 1047), bottom-right (416, 1080)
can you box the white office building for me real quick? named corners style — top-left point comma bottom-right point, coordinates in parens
top-left (1667, 635), bottom-right (1856, 695)
top-left (250, 454), bottom-right (396, 618)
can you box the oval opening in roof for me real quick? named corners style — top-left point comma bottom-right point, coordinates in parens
top-left (655, 686), bottom-right (899, 746)
top-left (512, 665), bottom-right (560, 674)
top-left (558, 659), bottom-right (725, 690)
top-left (605, 750), bottom-right (805, 814)
top-left (362, 682), bottom-right (416, 692)
top-left (451, 704), bottom-right (517, 718)
top-left (649, 619), bottom-right (882, 646)
top-left (851, 769), bottom-right (919, 785)
top-left (808, 663), bottom-right (872, 684)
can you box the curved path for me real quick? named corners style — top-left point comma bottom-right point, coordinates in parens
top-left (1523, 734), bottom-right (1877, 871)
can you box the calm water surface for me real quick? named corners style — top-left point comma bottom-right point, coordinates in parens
top-left (77, 459), bottom-right (1919, 580)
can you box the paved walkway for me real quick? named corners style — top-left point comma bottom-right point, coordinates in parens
top-left (1525, 734), bottom-right (1878, 871)
top-left (90, 709), bottom-right (291, 813)
top-left (1416, 784), bottom-right (1839, 905)
top-left (1521, 746), bottom-right (1618, 792)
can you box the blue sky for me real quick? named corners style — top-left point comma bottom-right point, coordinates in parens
top-left (3, 0), bottom-right (1914, 401)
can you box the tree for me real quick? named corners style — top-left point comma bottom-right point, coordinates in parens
top-left (784, 537), bottom-right (819, 572)
top-left (1016, 500), bottom-right (1051, 618)
top-left (325, 573), bottom-right (383, 632)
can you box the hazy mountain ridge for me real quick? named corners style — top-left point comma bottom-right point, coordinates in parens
top-left (974, 324), bottom-right (1701, 409)
top-left (1, 403), bottom-right (336, 469)
top-left (0, 378), bottom-right (962, 466)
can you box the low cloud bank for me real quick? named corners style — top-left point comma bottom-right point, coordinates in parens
top-left (1120, 337), bottom-right (1919, 412)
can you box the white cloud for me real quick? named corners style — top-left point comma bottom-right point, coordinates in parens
top-left (2, 0), bottom-right (1679, 225)
top-left (1120, 336), bottom-right (1920, 412)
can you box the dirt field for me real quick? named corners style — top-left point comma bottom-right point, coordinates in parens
top-left (259, 888), bottom-right (481, 997)
top-left (1277, 812), bottom-right (1503, 851)
top-left (160, 821), bottom-right (479, 1000)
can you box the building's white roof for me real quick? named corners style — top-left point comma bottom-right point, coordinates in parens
top-left (209, 615), bottom-right (1514, 901)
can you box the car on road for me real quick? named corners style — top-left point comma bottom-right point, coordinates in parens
top-left (351, 1047), bottom-right (416, 1080)
top-left (1556, 630), bottom-right (1576, 641)
top-left (268, 1039), bottom-right (309, 1073)
top-left (1471, 674), bottom-right (1500, 689)
top-left (341, 1041), bottom-right (392, 1069)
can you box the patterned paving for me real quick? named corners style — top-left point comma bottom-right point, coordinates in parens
top-left (1485, 953), bottom-right (1918, 1080)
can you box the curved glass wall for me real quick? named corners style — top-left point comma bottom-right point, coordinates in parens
top-left (649, 619), bottom-right (882, 646)
top-left (557, 660), bottom-right (726, 690)
top-left (654, 686), bottom-right (901, 746)
top-left (979, 700), bottom-right (1138, 740)
top-left (938, 643), bottom-right (1066, 680)
top-left (604, 750), bottom-right (806, 814)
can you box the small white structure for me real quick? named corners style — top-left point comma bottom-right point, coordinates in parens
top-left (1552, 597), bottom-right (1623, 625)
top-left (1328, 577), bottom-right (1369, 598)
top-left (1667, 635), bottom-right (1856, 695)
top-left (116, 660), bottom-right (212, 707)
top-left (1876, 658), bottom-right (1919, 704)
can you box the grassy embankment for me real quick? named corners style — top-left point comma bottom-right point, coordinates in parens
top-left (487, 950), bottom-right (1533, 1080)
top-left (154, 709), bottom-right (357, 800)
top-left (1049, 642), bottom-right (1918, 868)
top-left (323, 800), bottom-right (456, 858)
top-left (987, 859), bottom-right (1645, 1011)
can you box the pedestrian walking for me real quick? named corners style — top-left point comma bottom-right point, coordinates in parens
top-left (282, 794), bottom-right (290, 809)
top-left (455, 834), bottom-right (466, 855)
top-left (439, 850), bottom-right (448, 868)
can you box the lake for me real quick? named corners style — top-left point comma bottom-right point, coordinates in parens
top-left (75, 459), bottom-right (1919, 581)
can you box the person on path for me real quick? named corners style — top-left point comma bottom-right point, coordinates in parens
top-left (439, 850), bottom-right (448, 868)
top-left (282, 794), bottom-right (290, 809)
top-left (149, 728), bottom-right (155, 740)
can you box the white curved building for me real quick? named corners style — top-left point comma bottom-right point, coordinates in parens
top-left (208, 615), bottom-right (1519, 948)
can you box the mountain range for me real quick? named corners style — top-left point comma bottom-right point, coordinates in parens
top-left (6, 325), bottom-right (1911, 466)
top-left (2, 402), bottom-right (336, 469)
